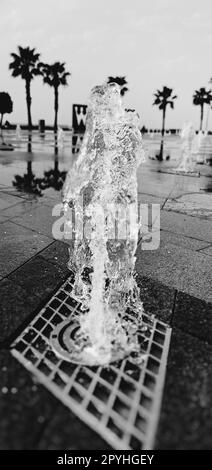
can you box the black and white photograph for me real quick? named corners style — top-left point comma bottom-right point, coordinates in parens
top-left (0, 0), bottom-right (212, 461)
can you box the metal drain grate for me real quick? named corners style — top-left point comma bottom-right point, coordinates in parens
top-left (11, 273), bottom-right (171, 450)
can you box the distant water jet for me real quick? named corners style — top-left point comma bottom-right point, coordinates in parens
top-left (15, 124), bottom-right (21, 142)
top-left (57, 126), bottom-right (65, 147)
top-left (176, 122), bottom-right (196, 173)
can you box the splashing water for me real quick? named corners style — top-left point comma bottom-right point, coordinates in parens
top-left (63, 83), bottom-right (145, 365)
top-left (15, 124), bottom-right (21, 141)
top-left (177, 122), bottom-right (196, 172)
top-left (195, 131), bottom-right (212, 164)
top-left (57, 126), bottom-right (64, 146)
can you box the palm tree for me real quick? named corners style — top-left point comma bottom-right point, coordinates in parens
top-left (13, 161), bottom-right (43, 196)
top-left (107, 76), bottom-right (128, 96)
top-left (153, 86), bottom-right (177, 137)
top-left (9, 46), bottom-right (41, 129)
top-left (39, 62), bottom-right (70, 131)
top-left (153, 86), bottom-right (177, 160)
top-left (0, 92), bottom-right (13, 142)
top-left (193, 87), bottom-right (212, 131)
top-left (38, 158), bottom-right (67, 192)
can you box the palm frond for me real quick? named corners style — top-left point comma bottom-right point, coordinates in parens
top-left (11, 69), bottom-right (21, 77)
top-left (40, 61), bottom-right (71, 88)
top-left (120, 86), bottom-right (128, 96)
top-left (153, 98), bottom-right (161, 106)
top-left (193, 87), bottom-right (212, 106)
top-left (9, 46), bottom-right (41, 82)
top-left (153, 85), bottom-right (177, 109)
top-left (107, 76), bottom-right (128, 94)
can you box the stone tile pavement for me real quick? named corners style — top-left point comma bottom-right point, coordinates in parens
top-left (0, 164), bottom-right (212, 449)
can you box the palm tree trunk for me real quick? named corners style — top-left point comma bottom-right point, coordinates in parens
top-left (25, 79), bottom-right (32, 129)
top-left (27, 161), bottom-right (33, 178)
top-left (161, 107), bottom-right (166, 137)
top-left (54, 133), bottom-right (58, 155)
top-left (27, 134), bottom-right (32, 153)
top-left (158, 140), bottom-right (164, 162)
top-left (159, 108), bottom-right (166, 161)
top-left (200, 104), bottom-right (204, 131)
top-left (0, 114), bottom-right (4, 142)
top-left (54, 158), bottom-right (59, 172)
top-left (54, 86), bottom-right (59, 131)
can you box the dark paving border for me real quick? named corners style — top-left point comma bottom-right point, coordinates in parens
top-left (156, 327), bottom-right (212, 450)
top-left (0, 350), bottom-right (60, 450)
top-left (0, 240), bottom-right (212, 450)
top-left (136, 273), bottom-right (176, 324)
top-left (0, 350), bottom-right (109, 450)
top-left (0, 278), bottom-right (38, 345)
top-left (37, 403), bottom-right (111, 450)
top-left (172, 292), bottom-right (212, 345)
top-left (8, 255), bottom-right (69, 300)
top-left (0, 244), bottom-right (70, 347)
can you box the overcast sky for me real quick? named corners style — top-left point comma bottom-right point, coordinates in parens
top-left (1, 0), bottom-right (212, 129)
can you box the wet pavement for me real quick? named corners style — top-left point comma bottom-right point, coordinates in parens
top-left (0, 131), bottom-right (212, 449)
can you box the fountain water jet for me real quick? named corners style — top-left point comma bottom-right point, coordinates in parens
top-left (15, 124), bottom-right (21, 141)
top-left (15, 124), bottom-right (22, 148)
top-left (176, 122), bottom-right (196, 173)
top-left (52, 83), bottom-right (146, 366)
top-left (57, 126), bottom-right (65, 148)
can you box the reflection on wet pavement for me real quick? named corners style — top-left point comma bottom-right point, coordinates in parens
top-left (0, 132), bottom-right (211, 205)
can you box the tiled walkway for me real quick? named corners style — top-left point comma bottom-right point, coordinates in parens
top-left (0, 163), bottom-right (212, 449)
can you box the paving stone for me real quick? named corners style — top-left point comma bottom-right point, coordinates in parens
top-left (156, 328), bottom-right (212, 449)
top-left (36, 197), bottom-right (58, 208)
top-left (199, 245), bottom-right (212, 257)
top-left (0, 185), bottom-right (13, 191)
top-left (173, 292), bottom-right (212, 345)
top-left (0, 350), bottom-right (62, 449)
top-left (0, 349), bottom-right (110, 450)
top-left (0, 199), bottom-right (47, 220)
top-left (41, 188), bottom-right (63, 203)
top-left (37, 402), bottom-right (111, 450)
top-left (160, 210), bottom-right (212, 243)
top-left (135, 242), bottom-right (212, 303)
top-left (137, 193), bottom-right (164, 207)
top-left (137, 167), bottom-right (202, 199)
top-left (0, 221), bottom-right (52, 277)
top-left (8, 256), bottom-right (68, 303)
top-left (0, 188), bottom-right (38, 201)
top-left (164, 193), bottom-right (212, 218)
top-left (160, 230), bottom-right (210, 251)
top-left (0, 279), bottom-right (35, 344)
top-left (0, 193), bottom-right (23, 210)
top-left (136, 274), bottom-right (175, 324)
top-left (0, 214), bottom-right (9, 223)
top-left (40, 240), bottom-right (71, 272)
top-left (12, 205), bottom-right (56, 238)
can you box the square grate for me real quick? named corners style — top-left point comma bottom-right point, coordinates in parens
top-left (11, 273), bottom-right (171, 450)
